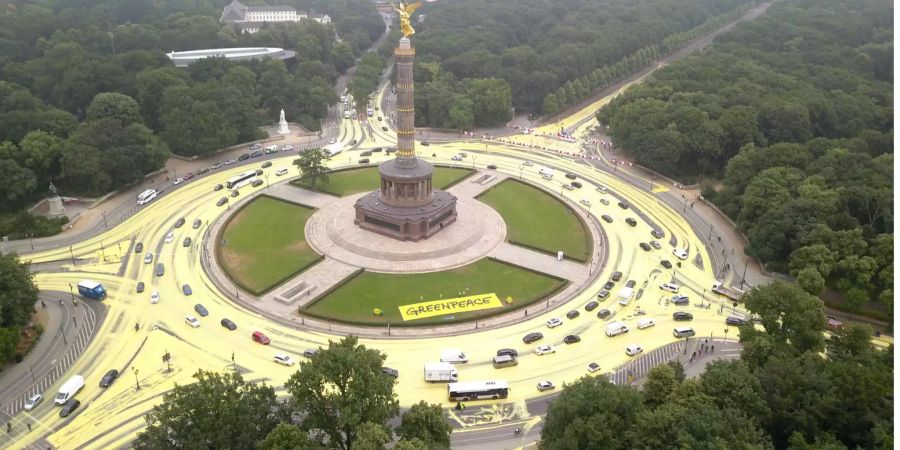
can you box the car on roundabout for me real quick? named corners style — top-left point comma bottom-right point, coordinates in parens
top-left (276, 168), bottom-right (288, 176)
top-left (571, 181), bottom-right (582, 188)
top-left (185, 315), bottom-right (200, 328)
top-left (599, 198), bottom-right (609, 205)
top-left (618, 201), bottom-right (629, 209)
top-left (136, 282), bottom-right (145, 293)
top-left (217, 197), bottom-right (228, 206)
top-left (523, 161), bottom-right (534, 166)
top-left (194, 303), bottom-right (208, 316)
top-left (134, 242), bottom-right (143, 253)
top-left (671, 294), bottom-right (689, 305)
top-left (99, 369), bottom-right (119, 388)
top-left (150, 290), bottom-right (160, 304)
top-left (603, 281), bottom-right (615, 290)
top-left (261, 161), bottom-right (272, 168)
top-left (564, 335), bottom-right (581, 344)
top-left (214, 184), bottom-right (224, 191)
top-left (611, 271), bottom-right (623, 281)
top-left (183, 237), bottom-right (192, 247)
top-left (579, 198), bottom-right (591, 207)
top-left (626, 218), bottom-right (638, 227)
top-left (546, 318), bottom-right (563, 328)
top-left (673, 311), bottom-right (693, 321)
top-left (673, 248), bottom-right (688, 260)
top-left (625, 344), bottom-right (644, 357)
top-left (24, 394), bottom-right (43, 411)
top-left (587, 362), bottom-right (601, 373)
top-left (601, 215), bottom-right (613, 223)
top-left (252, 331), bottom-right (271, 344)
top-left (597, 309), bottom-right (611, 319)
top-left (174, 218), bottom-right (185, 228)
top-left (585, 301), bottom-right (599, 311)
top-left (251, 179), bottom-right (264, 187)
top-left (487, 164), bottom-right (498, 170)
top-left (597, 289), bottom-right (610, 299)
top-left (59, 399), bottom-right (80, 418)
top-left (534, 345), bottom-right (556, 355)
top-left (164, 232), bottom-right (175, 243)
top-left (182, 284), bottom-right (192, 295)
top-left (562, 184), bottom-right (575, 190)
top-left (566, 310), bottom-right (580, 319)
top-left (303, 349), bottom-right (319, 358)
top-left (192, 219), bottom-right (202, 229)
top-left (496, 348), bottom-right (518, 358)
top-left (221, 318), bottom-right (237, 330)
top-left (660, 260), bottom-right (673, 269)
top-left (523, 332), bottom-right (543, 344)
top-left (536, 380), bottom-right (555, 392)
top-left (651, 229), bottom-right (665, 239)
top-left (274, 353), bottom-right (295, 366)
top-left (639, 242), bottom-right (651, 251)
top-left (650, 240), bottom-right (661, 249)
top-left (231, 190), bottom-right (240, 198)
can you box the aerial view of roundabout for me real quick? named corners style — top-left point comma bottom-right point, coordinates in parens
top-left (2, 33), bottom-right (767, 450)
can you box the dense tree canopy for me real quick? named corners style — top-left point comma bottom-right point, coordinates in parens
top-left (541, 283), bottom-right (892, 450)
top-left (597, 0), bottom-right (893, 310)
top-left (0, 253), bottom-right (39, 363)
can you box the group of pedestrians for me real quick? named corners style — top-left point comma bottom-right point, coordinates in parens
top-left (688, 339), bottom-right (716, 363)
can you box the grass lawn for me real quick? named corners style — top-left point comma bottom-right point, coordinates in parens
top-left (477, 179), bottom-right (591, 261)
top-left (304, 259), bottom-right (567, 326)
top-left (293, 166), bottom-right (473, 196)
top-left (218, 196), bottom-right (321, 294)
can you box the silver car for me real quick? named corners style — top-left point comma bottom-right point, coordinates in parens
top-left (143, 252), bottom-right (153, 264)
top-left (24, 394), bottom-right (43, 411)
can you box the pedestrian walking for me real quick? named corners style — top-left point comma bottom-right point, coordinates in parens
top-left (711, 345), bottom-right (715, 352)
top-left (27, 423), bottom-right (31, 432)
top-left (41, 300), bottom-right (46, 309)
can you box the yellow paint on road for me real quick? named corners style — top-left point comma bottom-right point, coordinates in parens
top-left (399, 293), bottom-right (503, 321)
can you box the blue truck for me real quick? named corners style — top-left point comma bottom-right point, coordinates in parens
top-left (77, 280), bottom-right (107, 300)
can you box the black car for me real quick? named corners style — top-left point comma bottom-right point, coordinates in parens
top-left (496, 348), bottom-right (518, 358)
top-left (566, 310), bottom-right (580, 319)
top-left (214, 184), bottom-right (224, 191)
top-left (221, 318), bottom-right (237, 330)
top-left (618, 201), bottom-right (629, 209)
top-left (251, 179), bottom-right (264, 187)
top-left (421, 141), bottom-right (430, 146)
top-left (386, 148), bottom-right (396, 153)
top-left (217, 197), bottom-right (228, 206)
top-left (565, 173), bottom-right (577, 180)
top-left (174, 218), bottom-right (185, 228)
top-left (199, 167), bottom-right (210, 174)
top-left (597, 309), bottom-right (611, 319)
top-left (372, 148), bottom-right (383, 153)
top-left (99, 369), bottom-right (119, 388)
top-left (183, 237), bottom-right (192, 247)
top-left (360, 151), bottom-right (373, 157)
top-left (651, 229), bottom-right (664, 239)
top-left (611, 271), bottom-right (623, 281)
top-left (639, 242), bottom-right (651, 251)
top-left (571, 181), bottom-right (582, 188)
top-left (601, 215), bottom-right (613, 223)
top-left (359, 158), bottom-right (370, 164)
top-left (673, 312), bottom-right (693, 321)
top-left (585, 301), bottom-right (599, 311)
top-left (564, 335), bottom-right (581, 344)
top-left (261, 161), bottom-right (272, 168)
top-left (626, 218), bottom-right (638, 227)
top-left (597, 289), bottom-right (610, 299)
top-left (523, 332), bottom-right (543, 344)
top-left (59, 399), bottom-right (80, 418)
top-left (231, 190), bottom-right (240, 197)
top-left (250, 150), bottom-right (263, 158)
top-left (136, 282), bottom-right (145, 293)
top-left (603, 281), bottom-right (615, 291)
top-left (625, 280), bottom-right (637, 288)
top-left (381, 367), bottom-right (399, 378)
top-left (487, 164), bottom-right (497, 170)
top-left (726, 316), bottom-right (747, 326)
top-left (661, 260), bottom-right (672, 269)
top-left (382, 126), bottom-right (389, 131)
top-left (238, 153), bottom-right (250, 161)
top-left (255, 169), bottom-right (264, 176)
top-left (192, 219), bottom-right (202, 229)
top-left (194, 303), bottom-right (209, 316)
top-left (134, 242), bottom-right (143, 253)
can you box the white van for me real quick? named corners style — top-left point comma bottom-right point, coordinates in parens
top-left (55, 375), bottom-right (85, 405)
top-left (618, 287), bottom-right (634, 306)
top-left (492, 354), bottom-right (518, 368)
top-left (659, 282), bottom-right (680, 293)
top-left (637, 318), bottom-right (655, 330)
top-left (440, 349), bottom-right (468, 364)
top-left (539, 167), bottom-right (555, 179)
top-left (605, 322), bottom-right (629, 337)
top-left (673, 327), bottom-right (695, 338)
top-left (673, 248), bottom-right (688, 260)
top-left (625, 344), bottom-right (644, 356)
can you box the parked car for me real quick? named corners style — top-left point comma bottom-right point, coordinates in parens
top-left (826, 316), bottom-right (843, 331)
top-left (134, 242), bottom-right (143, 253)
top-left (211, 163), bottom-right (222, 170)
top-left (59, 399), bottom-right (81, 418)
top-left (564, 335), bottom-right (581, 344)
top-left (173, 177), bottom-right (184, 185)
top-left (194, 303), bottom-right (208, 316)
top-left (585, 301), bottom-right (599, 311)
top-left (24, 394), bottom-right (43, 411)
top-left (224, 159), bottom-right (236, 165)
top-left (537, 380), bottom-right (555, 391)
top-left (420, 141), bottom-right (430, 146)
top-left (252, 331), bottom-right (270, 344)
top-left (250, 143), bottom-right (262, 151)
top-left (523, 332), bottom-right (543, 343)
top-left (303, 349), bottom-right (319, 358)
top-left (183, 172), bottom-right (195, 180)
top-left (673, 312), bottom-right (693, 321)
top-left (381, 367), bottom-right (399, 378)
top-left (250, 150), bottom-right (263, 158)
top-left (625, 345), bottom-right (644, 357)
top-left (99, 369), bottom-right (119, 388)
top-left (238, 153), bottom-right (250, 161)
top-left (597, 309), bottom-right (611, 319)
top-left (221, 318), bottom-right (237, 330)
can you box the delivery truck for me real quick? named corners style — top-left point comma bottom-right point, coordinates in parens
top-left (55, 375), bottom-right (85, 405)
top-left (77, 280), bottom-right (107, 300)
top-left (424, 362), bottom-right (459, 382)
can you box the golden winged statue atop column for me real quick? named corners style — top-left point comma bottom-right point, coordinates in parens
top-left (392, 1), bottom-right (422, 38)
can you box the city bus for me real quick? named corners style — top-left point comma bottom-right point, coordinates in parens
top-left (448, 380), bottom-right (509, 401)
top-left (226, 171), bottom-right (257, 190)
top-left (137, 189), bottom-right (158, 205)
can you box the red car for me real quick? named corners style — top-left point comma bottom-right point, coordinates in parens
top-left (826, 317), bottom-right (843, 332)
top-left (183, 172), bottom-right (195, 180)
top-left (252, 331), bottom-right (270, 345)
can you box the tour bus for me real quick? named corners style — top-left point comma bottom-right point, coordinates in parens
top-left (137, 189), bottom-right (158, 206)
top-left (448, 380), bottom-right (509, 401)
top-left (225, 171), bottom-right (258, 190)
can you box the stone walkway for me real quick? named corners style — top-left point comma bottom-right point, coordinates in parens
top-left (265, 182), bottom-right (339, 209)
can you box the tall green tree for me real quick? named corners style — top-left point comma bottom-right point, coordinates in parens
top-left (135, 370), bottom-right (287, 450)
top-left (293, 148), bottom-right (331, 190)
top-left (396, 401), bottom-right (452, 449)
top-left (257, 423), bottom-right (321, 450)
top-left (86, 92), bottom-right (143, 126)
top-left (284, 336), bottom-right (399, 450)
top-left (0, 253), bottom-right (39, 361)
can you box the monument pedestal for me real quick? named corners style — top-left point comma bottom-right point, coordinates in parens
top-left (47, 195), bottom-right (65, 216)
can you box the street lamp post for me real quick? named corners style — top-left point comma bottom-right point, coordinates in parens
top-left (72, 314), bottom-right (77, 327)
top-left (68, 283), bottom-right (75, 303)
top-left (132, 367), bottom-right (140, 390)
top-left (69, 244), bottom-right (75, 264)
top-left (740, 255), bottom-right (750, 290)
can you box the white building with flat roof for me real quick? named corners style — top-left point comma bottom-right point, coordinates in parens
top-left (221, 0), bottom-right (331, 33)
top-left (166, 48), bottom-right (296, 68)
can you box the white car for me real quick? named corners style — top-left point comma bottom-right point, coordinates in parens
top-left (173, 177), bottom-right (184, 185)
top-left (673, 248), bottom-right (688, 260)
top-left (281, 145), bottom-right (293, 151)
top-left (224, 159), bottom-right (236, 165)
top-left (599, 198), bottom-right (609, 205)
top-left (451, 155), bottom-right (462, 161)
top-left (329, 138), bottom-right (337, 144)
top-left (579, 199), bottom-right (591, 207)
top-left (24, 394), bottom-right (43, 411)
top-left (274, 353), bottom-right (295, 366)
top-left (625, 344), bottom-right (644, 357)
top-left (562, 183), bottom-right (575, 190)
top-left (184, 315), bottom-right (200, 328)
top-left (150, 290), bottom-right (160, 304)
top-left (596, 185), bottom-right (607, 193)
top-left (536, 380), bottom-right (555, 391)
top-left (275, 168), bottom-right (288, 176)
top-left (637, 318), bottom-right (655, 330)
top-left (534, 345), bottom-right (556, 356)
top-left (165, 232), bottom-right (175, 243)
top-left (144, 252), bottom-right (153, 264)
top-left (546, 318), bottom-right (563, 328)
top-left (522, 161), bottom-right (534, 166)
top-left (587, 362), bottom-right (601, 373)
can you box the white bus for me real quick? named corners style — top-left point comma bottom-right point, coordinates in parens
top-left (226, 171), bottom-right (257, 190)
top-left (448, 380), bottom-right (509, 401)
top-left (137, 189), bottom-right (158, 205)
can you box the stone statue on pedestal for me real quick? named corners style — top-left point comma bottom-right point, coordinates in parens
top-left (47, 181), bottom-right (65, 216)
top-left (278, 108), bottom-right (290, 135)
